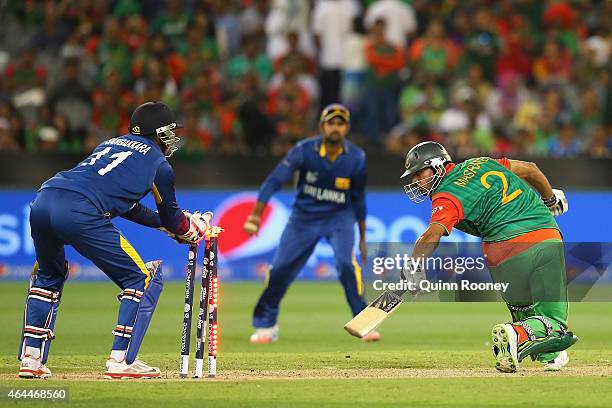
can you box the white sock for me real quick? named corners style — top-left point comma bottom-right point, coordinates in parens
top-left (110, 350), bottom-right (126, 362)
top-left (25, 346), bottom-right (41, 359)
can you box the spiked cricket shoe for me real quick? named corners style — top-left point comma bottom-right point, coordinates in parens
top-left (492, 323), bottom-right (519, 373)
top-left (544, 350), bottom-right (569, 371)
top-left (249, 324), bottom-right (279, 344)
top-left (104, 357), bottom-right (161, 379)
top-left (19, 355), bottom-right (51, 379)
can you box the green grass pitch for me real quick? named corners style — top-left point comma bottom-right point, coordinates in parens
top-left (1, 281), bottom-right (611, 407)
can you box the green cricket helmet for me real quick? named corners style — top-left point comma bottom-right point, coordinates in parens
top-left (400, 141), bottom-right (452, 203)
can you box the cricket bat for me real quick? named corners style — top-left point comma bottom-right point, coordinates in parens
top-left (344, 290), bottom-right (404, 338)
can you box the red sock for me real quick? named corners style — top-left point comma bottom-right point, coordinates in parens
top-left (511, 324), bottom-right (529, 344)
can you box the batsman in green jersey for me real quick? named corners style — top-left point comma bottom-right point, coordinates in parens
top-left (400, 141), bottom-right (578, 373)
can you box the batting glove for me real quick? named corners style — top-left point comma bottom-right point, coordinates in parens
top-left (400, 261), bottom-right (427, 296)
top-left (542, 189), bottom-right (568, 217)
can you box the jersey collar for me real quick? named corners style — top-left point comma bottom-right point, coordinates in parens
top-left (317, 137), bottom-right (347, 158)
top-left (429, 162), bottom-right (456, 200)
top-left (128, 133), bottom-right (163, 153)
top-left (443, 162), bottom-right (456, 174)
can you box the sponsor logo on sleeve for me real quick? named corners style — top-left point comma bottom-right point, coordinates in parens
top-left (431, 206), bottom-right (443, 215)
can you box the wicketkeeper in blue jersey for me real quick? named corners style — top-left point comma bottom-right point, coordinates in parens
top-left (19, 102), bottom-right (213, 379)
top-left (243, 104), bottom-right (379, 343)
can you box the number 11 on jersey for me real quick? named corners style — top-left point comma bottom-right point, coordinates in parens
top-left (80, 148), bottom-right (133, 176)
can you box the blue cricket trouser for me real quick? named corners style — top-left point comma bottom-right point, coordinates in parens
top-left (24, 188), bottom-right (151, 353)
top-left (252, 211), bottom-right (367, 328)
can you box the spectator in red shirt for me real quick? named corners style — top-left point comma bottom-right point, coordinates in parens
top-left (274, 31), bottom-right (316, 74)
top-left (121, 14), bottom-right (148, 53)
top-left (267, 70), bottom-right (312, 122)
top-left (362, 18), bottom-right (404, 145)
top-left (3, 48), bottom-right (47, 94)
top-left (533, 40), bottom-right (573, 86)
top-left (495, 15), bottom-right (534, 79)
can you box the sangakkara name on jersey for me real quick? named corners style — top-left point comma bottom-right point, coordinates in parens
top-left (303, 184), bottom-right (346, 204)
top-left (104, 138), bottom-right (152, 155)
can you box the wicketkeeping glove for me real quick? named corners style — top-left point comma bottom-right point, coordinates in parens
top-left (161, 211), bottom-right (213, 244)
top-left (542, 189), bottom-right (568, 216)
top-left (179, 210), bottom-right (213, 244)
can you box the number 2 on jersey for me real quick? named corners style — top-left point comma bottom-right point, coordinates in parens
top-left (81, 147), bottom-right (133, 176)
top-left (480, 171), bottom-right (523, 205)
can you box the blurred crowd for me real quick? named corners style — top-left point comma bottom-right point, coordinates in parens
top-left (0, 0), bottom-right (610, 158)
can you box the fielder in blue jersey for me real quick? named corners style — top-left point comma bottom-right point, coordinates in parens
top-left (18, 102), bottom-right (212, 379)
top-left (243, 104), bottom-right (380, 343)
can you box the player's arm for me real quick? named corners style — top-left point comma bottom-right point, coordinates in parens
top-left (121, 203), bottom-right (163, 228)
top-left (244, 145), bottom-right (304, 235)
top-left (344, 223), bottom-right (447, 339)
top-left (403, 196), bottom-right (461, 293)
top-left (506, 159), bottom-right (553, 199)
top-left (413, 196), bottom-right (461, 259)
top-left (151, 161), bottom-right (189, 235)
top-left (403, 223), bottom-right (446, 290)
top-left (345, 198), bottom-right (456, 338)
top-left (153, 161), bottom-right (211, 244)
top-left (411, 223), bottom-right (446, 260)
top-left (505, 159), bottom-right (568, 216)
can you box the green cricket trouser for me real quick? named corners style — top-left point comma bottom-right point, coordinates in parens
top-left (486, 235), bottom-right (568, 362)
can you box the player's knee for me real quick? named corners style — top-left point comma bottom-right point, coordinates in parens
top-left (32, 269), bottom-right (68, 293)
top-left (121, 274), bottom-right (146, 292)
top-left (31, 278), bottom-right (64, 293)
top-left (269, 259), bottom-right (297, 277)
top-left (266, 268), bottom-right (288, 285)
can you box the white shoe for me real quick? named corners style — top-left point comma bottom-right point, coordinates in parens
top-left (492, 324), bottom-right (519, 373)
top-left (249, 325), bottom-right (279, 344)
top-left (361, 330), bottom-right (382, 342)
top-left (544, 350), bottom-right (569, 371)
top-left (19, 355), bottom-right (52, 379)
top-left (103, 357), bottom-right (161, 379)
